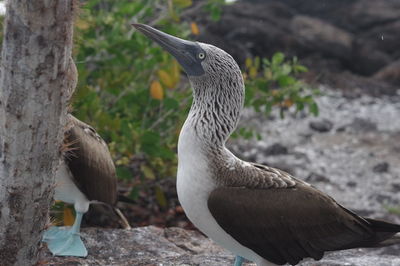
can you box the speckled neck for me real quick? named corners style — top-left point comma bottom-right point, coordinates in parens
top-left (185, 45), bottom-right (245, 148)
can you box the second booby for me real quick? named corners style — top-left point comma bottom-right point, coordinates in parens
top-left (43, 114), bottom-right (117, 257)
top-left (133, 23), bottom-right (400, 265)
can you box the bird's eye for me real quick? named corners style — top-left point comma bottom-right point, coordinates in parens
top-left (198, 52), bottom-right (205, 60)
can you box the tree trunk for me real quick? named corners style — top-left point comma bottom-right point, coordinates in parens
top-left (0, 1), bottom-right (77, 265)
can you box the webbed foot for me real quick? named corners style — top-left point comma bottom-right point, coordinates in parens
top-left (42, 212), bottom-right (87, 257)
top-left (234, 255), bottom-right (245, 266)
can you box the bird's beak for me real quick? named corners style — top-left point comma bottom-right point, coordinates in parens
top-left (132, 23), bottom-right (205, 76)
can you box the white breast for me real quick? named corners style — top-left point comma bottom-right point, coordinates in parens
top-left (177, 126), bottom-right (271, 266)
top-left (54, 160), bottom-right (90, 213)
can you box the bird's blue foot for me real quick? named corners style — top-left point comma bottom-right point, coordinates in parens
top-left (42, 212), bottom-right (87, 257)
top-left (234, 255), bottom-right (245, 266)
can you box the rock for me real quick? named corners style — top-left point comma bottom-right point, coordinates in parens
top-left (185, 0), bottom-right (400, 91)
top-left (263, 143), bottom-right (288, 156)
top-left (373, 162), bottom-right (390, 173)
top-left (347, 0), bottom-right (400, 32)
top-left (291, 15), bottom-right (353, 60)
top-left (350, 117), bottom-right (378, 132)
top-left (346, 181), bottom-right (357, 188)
top-left (372, 193), bottom-right (397, 205)
top-left (320, 71), bottom-right (397, 97)
top-left (309, 119), bottom-right (333, 132)
top-left (350, 39), bottom-right (391, 75)
top-left (374, 60), bottom-right (400, 86)
top-left (356, 20), bottom-right (400, 59)
top-left (41, 226), bottom-right (400, 266)
top-left (41, 226), bottom-right (234, 266)
top-left (391, 183), bottom-right (400, 192)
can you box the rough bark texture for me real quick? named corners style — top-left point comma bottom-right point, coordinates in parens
top-left (0, 1), bottom-right (77, 265)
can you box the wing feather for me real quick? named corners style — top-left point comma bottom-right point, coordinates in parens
top-left (208, 184), bottom-right (377, 265)
top-left (64, 116), bottom-right (117, 205)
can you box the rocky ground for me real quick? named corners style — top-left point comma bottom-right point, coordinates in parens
top-left (42, 226), bottom-right (400, 266)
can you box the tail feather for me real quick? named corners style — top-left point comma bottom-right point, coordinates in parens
top-left (365, 218), bottom-right (400, 232)
top-left (365, 218), bottom-right (400, 247)
top-left (375, 234), bottom-right (400, 247)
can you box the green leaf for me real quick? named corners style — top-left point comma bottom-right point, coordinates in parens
top-left (158, 146), bottom-right (175, 159)
top-left (277, 76), bottom-right (296, 87)
top-left (140, 131), bottom-right (161, 156)
top-left (272, 52), bottom-right (285, 65)
top-left (294, 65), bottom-right (308, 73)
top-left (254, 56), bottom-right (260, 70)
top-left (116, 166), bottom-right (132, 180)
top-left (129, 186), bottom-right (140, 201)
top-left (173, 0), bottom-right (192, 8)
top-left (296, 101), bottom-right (305, 111)
top-left (309, 102), bottom-right (319, 116)
top-left (164, 98), bottom-right (179, 110)
top-left (281, 63), bottom-right (292, 76)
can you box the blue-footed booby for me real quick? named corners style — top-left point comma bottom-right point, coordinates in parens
top-left (133, 23), bottom-right (400, 265)
top-left (43, 114), bottom-right (120, 257)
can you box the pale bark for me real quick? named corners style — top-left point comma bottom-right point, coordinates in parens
top-left (0, 1), bottom-right (77, 265)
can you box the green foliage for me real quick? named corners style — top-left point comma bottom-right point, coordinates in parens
top-left (204, 0), bottom-right (225, 21)
top-left (73, 0), bottom-right (192, 189)
top-left (235, 53), bottom-right (320, 139)
top-left (73, 1), bottom-right (319, 202)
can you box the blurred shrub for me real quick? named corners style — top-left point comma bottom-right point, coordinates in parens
top-left (73, 0), bottom-right (194, 197)
top-left (237, 53), bottom-right (320, 139)
top-left (72, 0), bottom-right (318, 200)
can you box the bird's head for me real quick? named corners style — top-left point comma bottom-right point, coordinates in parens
top-left (133, 23), bottom-right (244, 144)
top-left (132, 23), bottom-right (244, 96)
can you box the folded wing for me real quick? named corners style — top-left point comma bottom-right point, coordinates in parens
top-left (208, 183), bottom-right (392, 265)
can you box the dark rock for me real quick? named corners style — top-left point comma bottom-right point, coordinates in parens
top-left (356, 20), bottom-right (400, 59)
top-left (263, 143), bottom-right (288, 156)
top-left (291, 15), bottom-right (353, 60)
top-left (373, 162), bottom-right (390, 173)
top-left (391, 183), bottom-right (400, 192)
top-left (336, 126), bottom-right (346, 132)
top-left (374, 60), bottom-right (400, 86)
top-left (346, 0), bottom-right (400, 33)
top-left (309, 119), bottom-right (333, 132)
top-left (189, 1), bottom-right (298, 64)
top-left (346, 181), bottom-right (357, 188)
top-left (372, 193), bottom-right (397, 205)
top-left (350, 39), bottom-right (391, 75)
top-left (249, 0), bottom-right (359, 34)
top-left (351, 118), bottom-right (378, 132)
top-left (185, 0), bottom-right (400, 94)
top-left (306, 172), bottom-right (330, 183)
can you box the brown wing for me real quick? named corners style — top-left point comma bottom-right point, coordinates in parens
top-left (64, 115), bottom-right (117, 205)
top-left (208, 183), bottom-right (388, 265)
